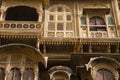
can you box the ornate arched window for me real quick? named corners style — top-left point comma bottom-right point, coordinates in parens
top-left (47, 5), bottom-right (73, 37)
top-left (49, 66), bottom-right (73, 80)
top-left (7, 68), bottom-right (21, 80)
top-left (96, 69), bottom-right (115, 80)
top-left (23, 68), bottom-right (34, 80)
top-left (5, 6), bottom-right (38, 21)
top-left (90, 16), bottom-right (105, 25)
top-left (89, 16), bottom-right (106, 31)
top-left (89, 16), bottom-right (107, 38)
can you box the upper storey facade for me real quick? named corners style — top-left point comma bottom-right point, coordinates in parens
top-left (0, 0), bottom-right (119, 39)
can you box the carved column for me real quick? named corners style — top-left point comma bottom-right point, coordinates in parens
top-left (80, 44), bottom-right (83, 53)
top-left (107, 43), bottom-right (111, 53)
top-left (73, 0), bottom-right (77, 37)
top-left (20, 71), bottom-right (24, 80)
top-left (105, 14), bottom-right (110, 37)
top-left (116, 43), bottom-right (119, 53)
top-left (36, 37), bottom-right (40, 51)
top-left (37, 10), bottom-right (43, 22)
top-left (114, 0), bottom-right (120, 25)
top-left (34, 63), bottom-right (39, 80)
top-left (4, 71), bottom-right (8, 80)
top-left (34, 72), bottom-right (38, 80)
top-left (89, 44), bottom-right (92, 53)
top-left (0, 9), bottom-right (5, 21)
top-left (86, 14), bottom-right (90, 37)
top-left (43, 44), bottom-right (46, 54)
top-left (44, 8), bottom-right (48, 37)
top-left (111, 0), bottom-right (119, 37)
top-left (76, 45), bottom-right (81, 53)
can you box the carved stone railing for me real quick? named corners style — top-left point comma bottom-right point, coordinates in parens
top-left (0, 21), bottom-right (43, 34)
top-left (90, 31), bottom-right (107, 38)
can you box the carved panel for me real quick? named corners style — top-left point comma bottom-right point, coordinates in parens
top-left (66, 32), bottom-right (73, 37)
top-left (47, 32), bottom-right (55, 37)
top-left (56, 32), bottom-right (64, 37)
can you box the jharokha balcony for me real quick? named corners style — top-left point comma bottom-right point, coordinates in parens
top-left (0, 21), bottom-right (43, 34)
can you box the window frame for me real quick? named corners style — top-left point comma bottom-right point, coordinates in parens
top-left (47, 5), bottom-right (74, 37)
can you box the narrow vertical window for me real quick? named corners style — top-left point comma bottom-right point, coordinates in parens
top-left (96, 69), bottom-right (114, 80)
top-left (66, 15), bottom-right (71, 21)
top-left (57, 23), bottom-right (63, 30)
top-left (48, 22), bottom-right (55, 30)
top-left (108, 16), bottom-right (114, 25)
top-left (49, 15), bottom-right (54, 21)
top-left (23, 68), bottom-right (34, 80)
top-left (81, 16), bottom-right (86, 25)
top-left (7, 68), bottom-right (21, 80)
top-left (66, 22), bottom-right (72, 30)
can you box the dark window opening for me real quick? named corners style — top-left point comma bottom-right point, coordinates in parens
top-left (7, 68), bottom-right (21, 80)
top-left (96, 69), bottom-right (114, 80)
top-left (5, 6), bottom-right (38, 21)
top-left (92, 45), bottom-right (107, 53)
top-left (23, 68), bottom-right (34, 80)
top-left (83, 45), bottom-right (89, 53)
top-left (111, 45), bottom-right (117, 53)
top-left (90, 16), bottom-right (105, 25)
top-left (89, 16), bottom-right (106, 31)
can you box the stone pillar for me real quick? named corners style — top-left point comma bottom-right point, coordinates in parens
top-left (86, 14), bottom-right (90, 37)
top-left (44, 8), bottom-right (48, 37)
top-left (37, 10), bottom-right (43, 22)
top-left (80, 45), bottom-right (83, 53)
top-left (36, 38), bottom-right (40, 51)
top-left (43, 44), bottom-right (46, 54)
top-left (111, 0), bottom-right (119, 37)
top-left (4, 71), bottom-right (8, 80)
top-left (114, 0), bottom-right (120, 25)
top-left (20, 71), bottom-right (24, 80)
top-left (76, 45), bottom-right (81, 53)
top-left (34, 72), bottom-right (38, 80)
top-left (0, 9), bottom-right (5, 21)
top-left (89, 44), bottom-right (92, 53)
top-left (105, 14), bottom-right (110, 37)
top-left (116, 43), bottom-right (119, 53)
top-left (107, 43), bottom-right (111, 53)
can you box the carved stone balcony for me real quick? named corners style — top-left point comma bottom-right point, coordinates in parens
top-left (0, 21), bottom-right (43, 35)
top-left (90, 31), bottom-right (107, 38)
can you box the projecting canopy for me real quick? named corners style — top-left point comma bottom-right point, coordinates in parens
top-left (0, 43), bottom-right (46, 66)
